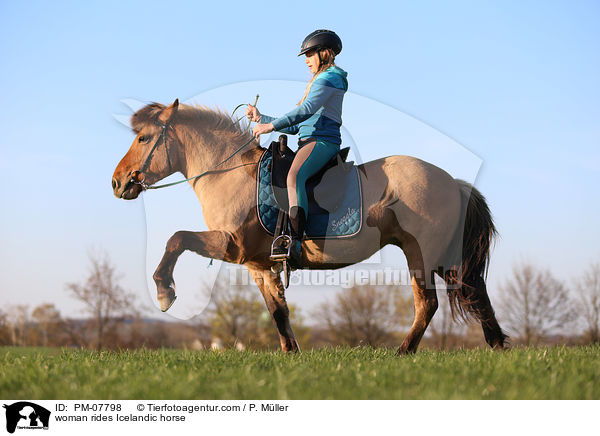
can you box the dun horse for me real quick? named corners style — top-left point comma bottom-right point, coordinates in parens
top-left (112, 99), bottom-right (507, 353)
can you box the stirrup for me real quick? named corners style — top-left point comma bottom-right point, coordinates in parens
top-left (270, 234), bottom-right (292, 261)
top-left (270, 235), bottom-right (294, 288)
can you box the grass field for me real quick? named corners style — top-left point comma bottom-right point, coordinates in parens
top-left (1, 346), bottom-right (599, 400)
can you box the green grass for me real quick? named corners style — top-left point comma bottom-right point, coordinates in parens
top-left (1, 346), bottom-right (599, 399)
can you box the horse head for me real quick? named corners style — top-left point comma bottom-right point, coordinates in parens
top-left (112, 99), bottom-right (180, 199)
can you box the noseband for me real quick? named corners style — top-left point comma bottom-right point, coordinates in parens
top-left (129, 119), bottom-right (174, 190)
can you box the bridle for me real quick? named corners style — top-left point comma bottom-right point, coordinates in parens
top-left (127, 97), bottom-right (259, 191)
top-left (128, 119), bottom-right (174, 190)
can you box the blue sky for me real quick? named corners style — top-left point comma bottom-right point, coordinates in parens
top-left (1, 1), bottom-right (598, 321)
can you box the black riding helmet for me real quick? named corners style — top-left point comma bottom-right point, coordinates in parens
top-left (298, 29), bottom-right (342, 56)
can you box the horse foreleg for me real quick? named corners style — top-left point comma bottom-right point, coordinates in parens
top-left (248, 267), bottom-right (300, 352)
top-left (153, 230), bottom-right (237, 312)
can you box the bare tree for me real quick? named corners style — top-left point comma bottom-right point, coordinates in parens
top-left (59, 318), bottom-right (87, 348)
top-left (202, 279), bottom-right (266, 347)
top-left (286, 304), bottom-right (311, 349)
top-left (5, 305), bottom-right (30, 346)
top-left (0, 309), bottom-right (12, 345)
top-left (498, 263), bottom-right (574, 345)
top-left (31, 304), bottom-right (62, 347)
top-left (393, 286), bottom-right (414, 330)
top-left (199, 278), bottom-right (310, 349)
top-left (66, 251), bottom-right (137, 349)
top-left (575, 262), bottom-right (600, 343)
top-left (314, 285), bottom-right (406, 347)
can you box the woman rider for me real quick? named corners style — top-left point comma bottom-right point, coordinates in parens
top-left (247, 29), bottom-right (348, 268)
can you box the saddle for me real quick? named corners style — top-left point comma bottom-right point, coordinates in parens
top-left (269, 135), bottom-right (354, 215)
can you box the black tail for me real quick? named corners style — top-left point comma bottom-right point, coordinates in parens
top-left (446, 180), bottom-right (498, 322)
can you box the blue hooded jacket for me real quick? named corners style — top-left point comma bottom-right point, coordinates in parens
top-left (260, 65), bottom-right (348, 145)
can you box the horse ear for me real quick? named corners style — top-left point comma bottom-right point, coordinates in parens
top-left (158, 98), bottom-right (179, 124)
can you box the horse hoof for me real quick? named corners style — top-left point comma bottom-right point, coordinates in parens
top-left (157, 288), bottom-right (177, 312)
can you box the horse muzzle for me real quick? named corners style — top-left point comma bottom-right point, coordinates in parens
top-left (112, 172), bottom-right (144, 199)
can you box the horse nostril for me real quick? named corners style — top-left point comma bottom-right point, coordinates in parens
top-left (112, 178), bottom-right (120, 190)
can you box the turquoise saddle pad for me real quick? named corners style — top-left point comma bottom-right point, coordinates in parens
top-left (256, 147), bottom-right (363, 239)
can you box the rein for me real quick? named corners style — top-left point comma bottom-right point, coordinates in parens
top-left (146, 135), bottom-right (256, 190)
top-left (130, 97), bottom-right (259, 191)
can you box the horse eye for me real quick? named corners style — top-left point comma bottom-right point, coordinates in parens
top-left (139, 135), bottom-right (149, 143)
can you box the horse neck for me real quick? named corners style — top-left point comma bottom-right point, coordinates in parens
top-left (176, 122), bottom-right (255, 178)
top-left (175, 121), bottom-right (263, 198)
top-left (173, 121), bottom-right (264, 231)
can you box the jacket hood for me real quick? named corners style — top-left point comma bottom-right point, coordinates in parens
top-left (327, 65), bottom-right (347, 77)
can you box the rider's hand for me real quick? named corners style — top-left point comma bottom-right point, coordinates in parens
top-left (253, 123), bottom-right (274, 138)
top-left (246, 104), bottom-right (261, 122)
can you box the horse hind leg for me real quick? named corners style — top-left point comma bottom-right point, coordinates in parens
top-left (368, 201), bottom-right (438, 354)
top-left (396, 233), bottom-right (439, 355)
top-left (446, 179), bottom-right (507, 348)
top-left (397, 274), bottom-right (438, 355)
top-left (445, 273), bottom-right (508, 349)
top-left (473, 277), bottom-right (508, 349)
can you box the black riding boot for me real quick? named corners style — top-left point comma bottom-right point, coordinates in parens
top-left (288, 206), bottom-right (306, 269)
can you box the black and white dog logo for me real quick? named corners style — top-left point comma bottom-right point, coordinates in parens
top-left (3, 402), bottom-right (50, 433)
